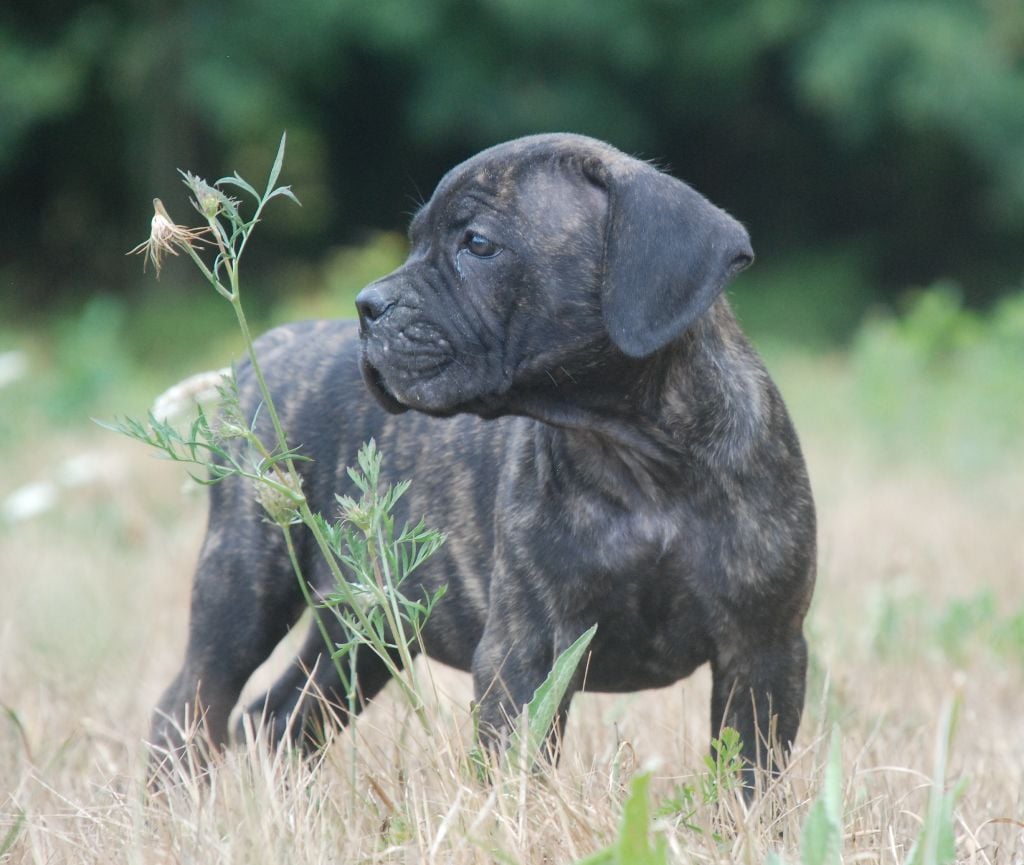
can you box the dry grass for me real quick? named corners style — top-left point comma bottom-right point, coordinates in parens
top-left (2, 378), bottom-right (1023, 864)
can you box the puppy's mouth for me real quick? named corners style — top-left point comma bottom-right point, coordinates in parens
top-left (360, 329), bottom-right (464, 416)
top-left (360, 338), bottom-right (505, 419)
top-left (359, 357), bottom-right (409, 415)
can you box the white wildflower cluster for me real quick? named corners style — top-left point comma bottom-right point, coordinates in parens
top-left (151, 367), bottom-right (231, 425)
top-left (1, 452), bottom-right (125, 525)
top-left (0, 351), bottom-right (28, 390)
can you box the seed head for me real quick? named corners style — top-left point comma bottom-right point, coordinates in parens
top-left (127, 198), bottom-right (209, 277)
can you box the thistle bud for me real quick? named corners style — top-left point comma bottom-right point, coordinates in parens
top-left (192, 178), bottom-right (223, 219)
top-left (255, 473), bottom-right (305, 526)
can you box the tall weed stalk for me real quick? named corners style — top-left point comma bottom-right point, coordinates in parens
top-left (112, 134), bottom-right (445, 747)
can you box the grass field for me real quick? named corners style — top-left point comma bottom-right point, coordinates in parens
top-left (1, 290), bottom-right (1022, 863)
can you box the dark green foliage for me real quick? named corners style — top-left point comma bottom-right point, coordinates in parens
top-left (2, 0), bottom-right (1023, 324)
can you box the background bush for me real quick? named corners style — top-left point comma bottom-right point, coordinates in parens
top-left (3, 0), bottom-right (1023, 336)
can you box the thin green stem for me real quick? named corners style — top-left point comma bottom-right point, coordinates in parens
top-left (347, 645), bottom-right (359, 809)
top-left (371, 525), bottom-right (427, 720)
top-left (209, 247), bottom-right (373, 696)
top-left (228, 294), bottom-right (294, 466)
top-left (282, 526), bottom-right (351, 696)
top-left (367, 527), bottom-right (426, 725)
top-left (215, 256), bottom-right (354, 683)
top-left (180, 241), bottom-right (232, 301)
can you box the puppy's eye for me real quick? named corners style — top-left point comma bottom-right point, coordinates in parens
top-left (462, 231), bottom-right (500, 258)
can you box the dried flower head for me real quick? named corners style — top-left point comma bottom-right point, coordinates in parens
top-left (127, 198), bottom-right (209, 276)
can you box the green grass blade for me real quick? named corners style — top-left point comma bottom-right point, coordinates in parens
top-left (822, 726), bottom-right (843, 825)
top-left (0, 809), bottom-right (25, 856)
top-left (905, 691), bottom-right (965, 865)
top-left (801, 726), bottom-right (843, 865)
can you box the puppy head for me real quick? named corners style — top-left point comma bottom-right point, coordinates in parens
top-left (356, 133), bottom-right (753, 417)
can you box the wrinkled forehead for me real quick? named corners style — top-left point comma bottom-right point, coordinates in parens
top-left (410, 134), bottom-right (624, 236)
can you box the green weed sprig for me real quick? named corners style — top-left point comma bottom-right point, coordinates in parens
top-left (118, 135), bottom-right (444, 745)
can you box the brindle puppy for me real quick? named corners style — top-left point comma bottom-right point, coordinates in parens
top-left (150, 134), bottom-right (816, 783)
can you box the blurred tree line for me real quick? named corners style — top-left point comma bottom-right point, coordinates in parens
top-left (2, 0), bottom-right (1023, 337)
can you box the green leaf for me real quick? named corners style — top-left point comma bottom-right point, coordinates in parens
top-left (217, 172), bottom-right (259, 201)
top-left (267, 185), bottom-right (302, 206)
top-left (508, 623), bottom-right (596, 767)
top-left (574, 851), bottom-right (615, 865)
top-left (801, 801), bottom-right (835, 865)
top-left (653, 782), bottom-right (697, 821)
top-left (574, 772), bottom-right (669, 865)
top-left (618, 774), bottom-right (659, 862)
top-left (265, 131), bottom-right (288, 198)
top-left (700, 726), bottom-right (744, 802)
top-left (357, 438), bottom-right (381, 482)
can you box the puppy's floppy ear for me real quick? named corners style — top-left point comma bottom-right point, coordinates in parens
top-left (586, 158), bottom-right (753, 359)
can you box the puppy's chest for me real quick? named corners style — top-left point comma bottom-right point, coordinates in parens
top-left (508, 491), bottom-right (689, 602)
top-left (507, 497), bottom-right (715, 688)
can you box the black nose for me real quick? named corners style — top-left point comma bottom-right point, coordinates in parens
top-left (355, 285), bottom-right (395, 326)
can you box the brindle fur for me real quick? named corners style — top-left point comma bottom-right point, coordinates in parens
top-left (150, 134), bottom-right (816, 782)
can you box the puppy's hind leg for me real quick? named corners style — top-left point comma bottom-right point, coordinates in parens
top-left (238, 613), bottom-right (406, 754)
top-left (149, 500), bottom-right (307, 779)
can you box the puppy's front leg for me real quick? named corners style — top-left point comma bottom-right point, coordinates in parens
top-left (710, 628), bottom-right (808, 787)
top-left (471, 616), bottom-right (579, 762)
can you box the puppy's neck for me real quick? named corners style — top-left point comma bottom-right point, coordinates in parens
top-left (509, 302), bottom-right (769, 500)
